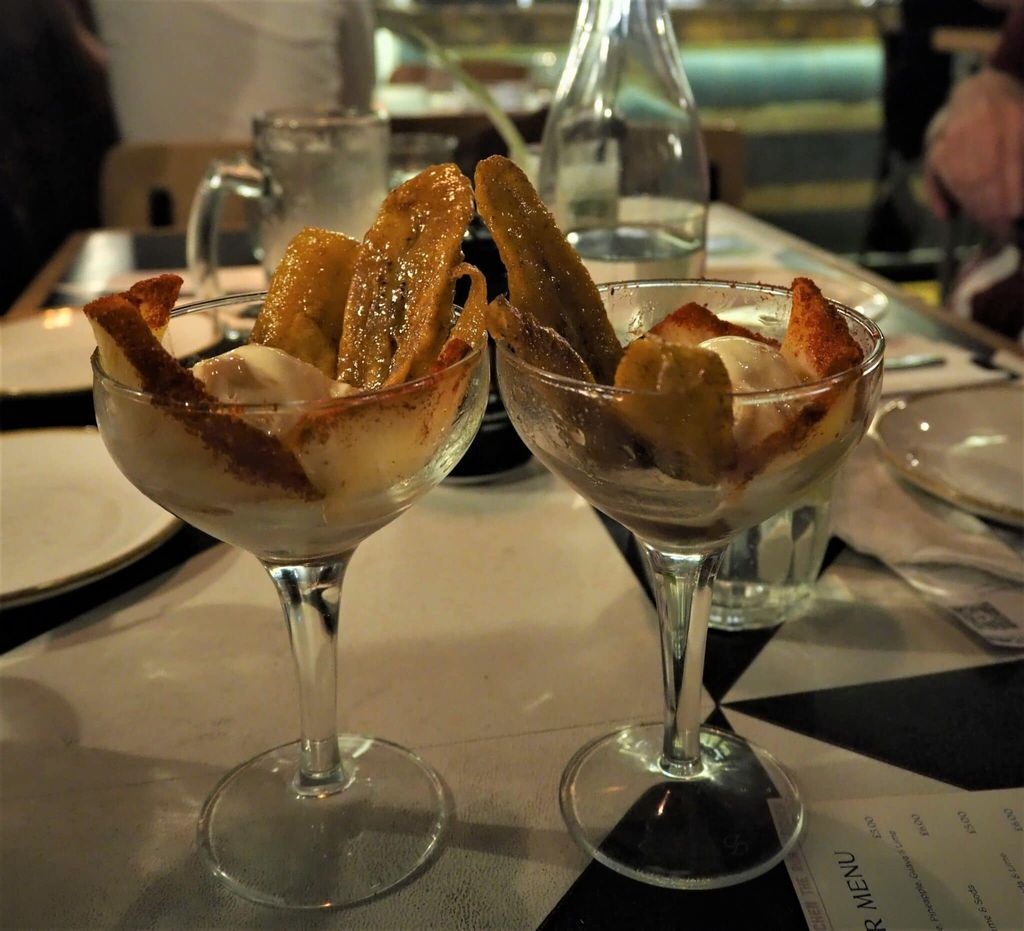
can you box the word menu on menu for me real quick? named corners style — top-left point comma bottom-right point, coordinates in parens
top-left (775, 789), bottom-right (1023, 931)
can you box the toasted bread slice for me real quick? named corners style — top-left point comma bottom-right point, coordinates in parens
top-left (85, 292), bottom-right (193, 394)
top-left (84, 292), bottom-right (319, 500)
top-left (650, 302), bottom-right (777, 349)
top-left (782, 278), bottom-right (863, 380)
top-left (731, 377), bottom-right (864, 483)
top-left (715, 279), bottom-right (865, 480)
top-left (84, 273), bottom-right (181, 390)
top-left (123, 273), bottom-right (183, 337)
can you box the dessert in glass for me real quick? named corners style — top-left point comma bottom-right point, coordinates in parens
top-left (85, 166), bottom-right (490, 909)
top-left (477, 156), bottom-right (884, 887)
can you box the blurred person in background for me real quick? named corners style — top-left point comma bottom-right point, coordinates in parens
top-left (924, 0), bottom-right (1024, 342)
top-left (865, 0), bottom-right (1006, 256)
top-left (1, 0), bottom-right (118, 313)
top-left (91, 0), bottom-right (376, 142)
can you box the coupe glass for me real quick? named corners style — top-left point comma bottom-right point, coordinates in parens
top-left (92, 293), bottom-right (489, 909)
top-left (496, 279), bottom-right (883, 888)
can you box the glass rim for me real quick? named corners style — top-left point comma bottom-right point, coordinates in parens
top-left (91, 290), bottom-right (485, 413)
top-left (253, 107), bottom-right (388, 133)
top-left (495, 277), bottom-right (884, 403)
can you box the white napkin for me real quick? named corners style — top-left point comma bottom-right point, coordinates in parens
top-left (832, 441), bottom-right (1024, 648)
top-left (882, 333), bottom-right (1012, 396)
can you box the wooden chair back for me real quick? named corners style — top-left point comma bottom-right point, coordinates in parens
top-left (100, 141), bottom-right (250, 229)
top-left (389, 60), bottom-right (530, 90)
top-left (703, 123), bottom-right (747, 207)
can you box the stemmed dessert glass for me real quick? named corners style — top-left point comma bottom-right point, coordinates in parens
top-left (91, 293), bottom-right (490, 909)
top-left (496, 280), bottom-right (883, 888)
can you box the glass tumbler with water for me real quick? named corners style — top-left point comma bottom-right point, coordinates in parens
top-left (710, 475), bottom-right (836, 631)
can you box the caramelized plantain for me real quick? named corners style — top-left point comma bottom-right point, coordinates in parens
top-left (431, 336), bottom-right (474, 373)
top-left (614, 336), bottom-right (736, 485)
top-left (250, 227), bottom-right (359, 377)
top-left (474, 156), bottom-right (623, 384)
top-left (448, 262), bottom-right (489, 348)
top-left (337, 164), bottom-right (474, 389)
top-left (488, 296), bottom-right (646, 469)
top-left (485, 296), bottom-right (595, 382)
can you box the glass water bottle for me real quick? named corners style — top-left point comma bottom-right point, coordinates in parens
top-left (537, 0), bottom-right (709, 284)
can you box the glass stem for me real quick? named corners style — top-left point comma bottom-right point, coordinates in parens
top-left (264, 555), bottom-right (354, 796)
top-left (640, 542), bottom-right (725, 778)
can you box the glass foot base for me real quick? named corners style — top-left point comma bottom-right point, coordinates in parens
top-left (197, 736), bottom-right (449, 909)
top-left (559, 724), bottom-right (803, 889)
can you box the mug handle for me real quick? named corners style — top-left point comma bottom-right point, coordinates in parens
top-left (186, 156), bottom-right (264, 299)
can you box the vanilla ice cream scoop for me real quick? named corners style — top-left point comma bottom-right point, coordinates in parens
top-left (699, 336), bottom-right (798, 393)
top-left (699, 335), bottom-right (803, 448)
top-left (192, 344), bottom-right (355, 406)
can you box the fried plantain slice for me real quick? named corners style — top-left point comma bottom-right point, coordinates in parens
top-left (84, 293), bottom-right (320, 500)
top-left (250, 227), bottom-right (360, 377)
top-left (650, 302), bottom-right (778, 348)
top-left (782, 277), bottom-right (863, 380)
top-left (474, 155), bottom-right (623, 384)
top-left (425, 262), bottom-right (489, 376)
top-left (431, 336), bottom-right (474, 373)
top-left (614, 335), bottom-right (736, 486)
top-left (336, 164), bottom-right (474, 389)
top-left (488, 296), bottom-right (647, 470)
top-left (449, 262), bottom-right (489, 347)
top-left (485, 296), bottom-right (594, 382)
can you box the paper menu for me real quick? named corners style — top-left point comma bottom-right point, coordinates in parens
top-left (778, 789), bottom-right (1024, 931)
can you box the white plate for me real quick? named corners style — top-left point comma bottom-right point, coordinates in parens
top-left (0, 306), bottom-right (220, 396)
top-left (706, 263), bottom-right (889, 321)
top-left (0, 429), bottom-right (180, 606)
top-left (873, 383), bottom-right (1024, 526)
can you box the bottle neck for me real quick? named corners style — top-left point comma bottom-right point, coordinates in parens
top-left (582, 0), bottom-right (674, 42)
top-left (562, 0), bottom-right (688, 99)
top-left (539, 0), bottom-right (710, 252)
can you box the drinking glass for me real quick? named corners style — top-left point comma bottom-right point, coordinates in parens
top-left (388, 132), bottom-right (459, 190)
top-left (710, 476), bottom-right (835, 631)
top-left (496, 279), bottom-right (883, 887)
top-left (187, 108), bottom-right (389, 304)
top-left (92, 293), bottom-right (489, 909)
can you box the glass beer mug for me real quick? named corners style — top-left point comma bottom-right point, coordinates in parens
top-left (187, 108), bottom-right (389, 329)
